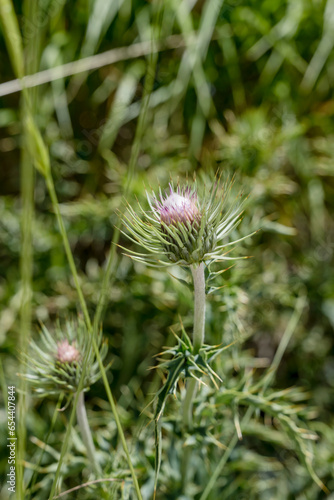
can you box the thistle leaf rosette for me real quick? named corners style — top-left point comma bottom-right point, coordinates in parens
top-left (121, 176), bottom-right (250, 268)
top-left (21, 319), bottom-right (109, 397)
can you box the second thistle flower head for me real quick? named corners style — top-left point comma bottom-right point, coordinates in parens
top-left (21, 319), bottom-right (109, 397)
top-left (122, 175), bottom-right (247, 267)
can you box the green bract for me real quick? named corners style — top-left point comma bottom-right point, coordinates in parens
top-left (122, 176), bottom-right (249, 267)
top-left (21, 319), bottom-right (109, 396)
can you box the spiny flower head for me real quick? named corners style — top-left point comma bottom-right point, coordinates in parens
top-left (122, 175), bottom-right (249, 268)
top-left (21, 318), bottom-right (109, 396)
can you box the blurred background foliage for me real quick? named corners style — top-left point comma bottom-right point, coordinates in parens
top-left (0, 0), bottom-right (334, 498)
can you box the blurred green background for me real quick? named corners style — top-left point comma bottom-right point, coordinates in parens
top-left (0, 0), bottom-right (334, 498)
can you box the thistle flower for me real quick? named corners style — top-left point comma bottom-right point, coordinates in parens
top-left (21, 319), bottom-right (109, 397)
top-left (122, 176), bottom-right (248, 268)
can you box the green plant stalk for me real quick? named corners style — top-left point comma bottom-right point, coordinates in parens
top-left (0, 2), bottom-right (36, 498)
top-left (181, 263), bottom-right (206, 492)
top-left (45, 171), bottom-right (142, 500)
top-left (0, 0), bottom-right (24, 79)
top-left (17, 0), bottom-right (40, 484)
top-left (182, 378), bottom-right (197, 430)
top-left (17, 131), bottom-right (34, 500)
top-left (191, 263), bottom-right (206, 353)
top-left (76, 391), bottom-right (101, 475)
top-left (182, 262), bottom-right (206, 430)
top-left (93, 6), bottom-right (161, 332)
top-left (45, 173), bottom-right (91, 329)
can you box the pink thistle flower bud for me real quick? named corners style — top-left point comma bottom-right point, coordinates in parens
top-left (151, 184), bottom-right (207, 263)
top-left (122, 176), bottom-right (247, 267)
top-left (21, 320), bottom-right (109, 396)
top-left (157, 186), bottom-right (200, 227)
top-left (56, 339), bottom-right (80, 364)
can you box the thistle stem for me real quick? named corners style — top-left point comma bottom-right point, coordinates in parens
top-left (182, 378), bottom-right (198, 430)
top-left (191, 263), bottom-right (206, 354)
top-left (76, 391), bottom-right (101, 475)
top-left (182, 262), bottom-right (206, 430)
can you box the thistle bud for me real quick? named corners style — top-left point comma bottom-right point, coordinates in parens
top-left (21, 319), bottom-right (109, 397)
top-left (122, 177), bottom-right (246, 268)
top-left (153, 185), bottom-right (209, 263)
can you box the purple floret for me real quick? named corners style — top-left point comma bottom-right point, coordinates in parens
top-left (156, 186), bottom-right (200, 226)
